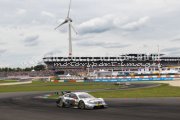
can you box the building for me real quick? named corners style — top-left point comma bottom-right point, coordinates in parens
top-left (43, 54), bottom-right (180, 75)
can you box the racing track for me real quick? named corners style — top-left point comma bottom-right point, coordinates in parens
top-left (0, 84), bottom-right (180, 120)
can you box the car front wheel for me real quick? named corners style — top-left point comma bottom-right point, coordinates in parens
top-left (78, 101), bottom-right (85, 109)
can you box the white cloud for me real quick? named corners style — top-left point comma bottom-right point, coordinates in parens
top-left (121, 16), bottom-right (150, 31)
top-left (16, 8), bottom-right (27, 15)
top-left (77, 15), bottom-right (150, 34)
top-left (0, 49), bottom-right (7, 56)
top-left (161, 47), bottom-right (180, 52)
top-left (171, 38), bottom-right (180, 42)
top-left (103, 43), bottom-right (131, 49)
top-left (77, 15), bottom-right (127, 34)
top-left (41, 11), bottom-right (55, 18)
top-left (161, 47), bottom-right (180, 56)
top-left (44, 49), bottom-right (62, 57)
top-left (0, 0), bottom-right (180, 67)
top-left (77, 41), bottom-right (130, 49)
top-left (23, 35), bottom-right (39, 47)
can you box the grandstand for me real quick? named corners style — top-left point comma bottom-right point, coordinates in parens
top-left (43, 54), bottom-right (180, 75)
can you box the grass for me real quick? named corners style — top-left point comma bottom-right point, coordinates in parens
top-left (46, 84), bottom-right (180, 99)
top-left (1, 81), bottom-right (180, 98)
top-left (0, 80), bottom-right (18, 83)
top-left (90, 84), bottom-right (180, 98)
top-left (47, 84), bottom-right (180, 99)
top-left (0, 81), bottom-right (120, 93)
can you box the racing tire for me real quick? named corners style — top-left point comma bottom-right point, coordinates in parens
top-left (78, 101), bottom-right (85, 109)
top-left (57, 99), bottom-right (65, 108)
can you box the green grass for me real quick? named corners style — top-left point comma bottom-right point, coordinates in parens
top-left (0, 80), bottom-right (18, 83)
top-left (1, 81), bottom-right (180, 98)
top-left (47, 84), bottom-right (180, 99)
top-left (0, 81), bottom-right (120, 93)
top-left (90, 84), bottom-right (180, 98)
top-left (46, 84), bottom-right (180, 99)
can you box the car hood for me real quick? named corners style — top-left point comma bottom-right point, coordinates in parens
top-left (81, 98), bottom-right (104, 102)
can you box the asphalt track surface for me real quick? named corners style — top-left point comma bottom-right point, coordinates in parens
top-left (0, 87), bottom-right (180, 120)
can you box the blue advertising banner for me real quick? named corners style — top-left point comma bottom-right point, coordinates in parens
top-left (94, 77), bottom-right (174, 82)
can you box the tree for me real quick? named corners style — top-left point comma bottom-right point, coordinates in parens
top-left (34, 65), bottom-right (46, 71)
top-left (0, 65), bottom-right (46, 72)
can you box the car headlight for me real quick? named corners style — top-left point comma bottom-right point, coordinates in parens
top-left (102, 101), bottom-right (106, 104)
top-left (87, 101), bottom-right (95, 104)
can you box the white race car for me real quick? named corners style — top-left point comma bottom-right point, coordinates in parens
top-left (56, 91), bottom-right (107, 109)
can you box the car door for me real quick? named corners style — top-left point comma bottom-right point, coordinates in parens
top-left (69, 93), bottom-right (79, 106)
top-left (63, 93), bottom-right (71, 105)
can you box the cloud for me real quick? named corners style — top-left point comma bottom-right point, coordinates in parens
top-left (73, 35), bottom-right (95, 41)
top-left (171, 38), bottom-right (180, 42)
top-left (161, 47), bottom-right (180, 56)
top-left (77, 15), bottom-right (126, 35)
top-left (0, 42), bottom-right (6, 45)
top-left (16, 8), bottom-right (27, 15)
top-left (77, 41), bottom-right (130, 49)
top-left (161, 47), bottom-right (180, 52)
top-left (77, 15), bottom-right (150, 35)
top-left (44, 49), bottom-right (62, 57)
top-left (41, 11), bottom-right (55, 18)
top-left (77, 41), bottom-right (102, 47)
top-left (0, 0), bottom-right (180, 67)
top-left (0, 49), bottom-right (7, 56)
top-left (121, 16), bottom-right (150, 31)
top-left (23, 35), bottom-right (39, 47)
top-left (103, 43), bottom-right (131, 48)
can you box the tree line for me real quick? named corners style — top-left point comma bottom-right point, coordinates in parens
top-left (0, 65), bottom-right (46, 72)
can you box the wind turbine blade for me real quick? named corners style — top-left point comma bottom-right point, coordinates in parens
top-left (55, 20), bottom-right (68, 30)
top-left (70, 22), bottom-right (78, 34)
top-left (67, 0), bottom-right (72, 18)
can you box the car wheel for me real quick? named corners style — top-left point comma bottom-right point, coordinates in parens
top-left (78, 101), bottom-right (85, 109)
top-left (57, 99), bottom-right (65, 108)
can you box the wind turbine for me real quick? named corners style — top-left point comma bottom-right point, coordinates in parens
top-left (55, 0), bottom-right (77, 57)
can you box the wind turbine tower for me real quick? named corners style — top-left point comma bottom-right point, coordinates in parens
top-left (55, 0), bottom-right (77, 57)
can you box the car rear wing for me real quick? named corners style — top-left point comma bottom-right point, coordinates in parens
top-left (61, 91), bottom-right (71, 95)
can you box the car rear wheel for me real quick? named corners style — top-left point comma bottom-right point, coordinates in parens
top-left (57, 99), bottom-right (65, 108)
top-left (78, 101), bottom-right (85, 109)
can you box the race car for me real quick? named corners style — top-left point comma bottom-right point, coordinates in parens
top-left (56, 91), bottom-right (107, 109)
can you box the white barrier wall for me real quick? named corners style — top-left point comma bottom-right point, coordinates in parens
top-left (51, 75), bottom-right (180, 83)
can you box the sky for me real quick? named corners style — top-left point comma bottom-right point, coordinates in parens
top-left (0, 0), bottom-right (180, 67)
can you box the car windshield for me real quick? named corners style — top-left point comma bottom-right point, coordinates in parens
top-left (78, 93), bottom-right (95, 99)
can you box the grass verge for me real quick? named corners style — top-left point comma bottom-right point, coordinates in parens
top-left (90, 84), bottom-right (180, 98)
top-left (0, 80), bottom-right (18, 83)
top-left (0, 81), bottom-right (120, 93)
top-left (1, 81), bottom-right (180, 98)
top-left (47, 84), bottom-right (180, 99)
